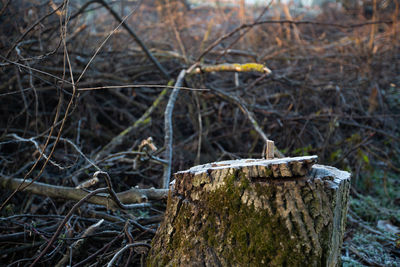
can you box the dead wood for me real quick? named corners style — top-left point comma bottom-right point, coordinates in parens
top-left (148, 158), bottom-right (351, 266)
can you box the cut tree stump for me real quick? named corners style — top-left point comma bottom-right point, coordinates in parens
top-left (147, 156), bottom-right (350, 267)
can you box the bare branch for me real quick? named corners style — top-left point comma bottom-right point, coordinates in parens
top-left (163, 69), bottom-right (186, 189)
top-left (0, 175), bottom-right (168, 207)
top-left (95, 0), bottom-right (170, 80)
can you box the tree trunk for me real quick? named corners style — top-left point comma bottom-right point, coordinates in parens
top-left (147, 156), bottom-right (350, 267)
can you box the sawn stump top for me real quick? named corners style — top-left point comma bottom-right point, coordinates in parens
top-left (175, 155), bottom-right (318, 180)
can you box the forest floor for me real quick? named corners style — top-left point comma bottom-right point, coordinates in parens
top-left (0, 0), bottom-right (399, 266)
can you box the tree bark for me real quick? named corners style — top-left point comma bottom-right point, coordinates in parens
top-left (147, 156), bottom-right (350, 267)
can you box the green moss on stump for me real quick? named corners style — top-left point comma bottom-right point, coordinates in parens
top-left (147, 163), bottom-right (350, 267)
top-left (202, 171), bottom-right (307, 266)
top-left (149, 172), bottom-right (308, 266)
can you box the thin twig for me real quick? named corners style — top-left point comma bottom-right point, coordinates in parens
top-left (72, 233), bottom-right (123, 267)
top-left (94, 171), bottom-right (155, 209)
top-left (163, 69), bottom-right (186, 188)
top-left (76, 0), bottom-right (142, 84)
top-left (78, 83), bottom-right (209, 92)
top-left (95, 86), bottom-right (170, 160)
top-left (29, 187), bottom-right (108, 267)
top-left (7, 134), bottom-right (64, 169)
top-left (95, 0), bottom-right (170, 80)
top-left (5, 1), bottom-right (65, 59)
top-left (55, 219), bottom-right (104, 267)
top-left (0, 0), bottom-right (11, 17)
top-left (197, 19), bottom-right (393, 61)
top-left (0, 55), bottom-right (73, 85)
top-left (215, 0), bottom-right (273, 62)
top-left (0, 0), bottom-right (73, 212)
top-left (107, 243), bottom-right (151, 267)
top-left (210, 86), bottom-right (284, 158)
top-left (194, 92), bottom-right (202, 165)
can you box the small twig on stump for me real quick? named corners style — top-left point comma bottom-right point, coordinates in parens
top-left (265, 140), bottom-right (275, 159)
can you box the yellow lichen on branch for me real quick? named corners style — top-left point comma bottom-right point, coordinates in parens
top-left (190, 63), bottom-right (272, 74)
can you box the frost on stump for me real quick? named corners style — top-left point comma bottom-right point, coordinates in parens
top-left (147, 156), bottom-right (351, 266)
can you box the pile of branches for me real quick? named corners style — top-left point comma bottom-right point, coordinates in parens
top-left (0, 0), bottom-right (399, 265)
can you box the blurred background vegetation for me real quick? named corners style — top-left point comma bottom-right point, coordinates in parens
top-left (0, 0), bottom-right (399, 265)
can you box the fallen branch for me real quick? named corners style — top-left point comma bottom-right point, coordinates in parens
top-left (0, 175), bottom-right (169, 207)
top-left (162, 64), bottom-right (280, 187)
top-left (30, 187), bottom-right (109, 267)
top-left (189, 63), bottom-right (271, 74)
top-left (55, 219), bottom-right (104, 267)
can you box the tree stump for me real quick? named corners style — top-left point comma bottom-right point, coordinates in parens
top-left (147, 156), bottom-right (351, 266)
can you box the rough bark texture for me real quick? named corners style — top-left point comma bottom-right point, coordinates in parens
top-left (147, 156), bottom-right (350, 267)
